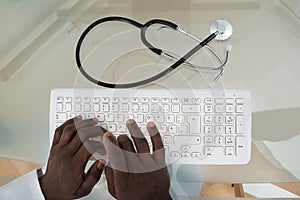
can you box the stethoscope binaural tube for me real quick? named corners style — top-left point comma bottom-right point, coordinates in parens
top-left (75, 16), bottom-right (219, 88)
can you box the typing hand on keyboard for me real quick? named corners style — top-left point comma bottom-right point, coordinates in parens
top-left (103, 119), bottom-right (172, 200)
top-left (40, 116), bottom-right (106, 199)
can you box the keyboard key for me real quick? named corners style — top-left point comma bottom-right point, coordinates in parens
top-left (215, 136), bottom-right (224, 145)
top-left (236, 98), bottom-right (245, 104)
top-left (111, 97), bottom-right (119, 103)
top-left (225, 136), bottom-right (234, 145)
top-left (118, 124), bottom-right (127, 133)
top-left (215, 98), bottom-right (224, 104)
top-left (192, 98), bottom-right (201, 104)
top-left (56, 103), bottom-right (63, 111)
top-left (91, 103), bottom-right (100, 112)
top-left (181, 145), bottom-right (190, 151)
top-left (225, 105), bottom-right (234, 113)
top-left (168, 125), bottom-right (177, 134)
top-left (135, 114), bottom-right (144, 123)
top-left (100, 104), bottom-right (109, 112)
top-left (181, 152), bottom-right (190, 158)
top-left (170, 151), bottom-right (180, 158)
top-left (174, 135), bottom-right (201, 145)
top-left (236, 115), bottom-right (246, 133)
top-left (111, 104), bottom-right (119, 112)
top-left (131, 97), bottom-right (139, 103)
top-left (93, 97), bottom-right (101, 103)
top-left (176, 115), bottom-right (185, 124)
top-left (182, 98), bottom-right (192, 104)
top-left (225, 125), bottom-right (234, 134)
top-left (226, 98), bottom-right (234, 104)
top-left (151, 97), bottom-right (159, 103)
top-left (191, 152), bottom-right (201, 158)
top-left (204, 105), bottom-right (213, 113)
top-left (225, 146), bottom-right (234, 156)
top-left (236, 136), bottom-right (246, 156)
top-left (204, 125), bottom-right (213, 134)
top-left (161, 98), bottom-right (170, 103)
top-left (161, 104), bottom-right (169, 112)
top-left (120, 104), bottom-right (129, 112)
top-left (215, 125), bottom-right (224, 134)
top-left (204, 146), bottom-right (224, 156)
top-left (171, 105), bottom-right (180, 113)
top-left (204, 136), bottom-right (213, 145)
top-left (56, 113), bottom-right (67, 121)
top-left (187, 116), bottom-right (201, 134)
top-left (140, 104), bottom-right (149, 113)
top-left (182, 105), bottom-right (201, 113)
top-left (96, 113), bottom-right (105, 122)
top-left (155, 115), bottom-right (164, 123)
top-left (225, 115), bottom-right (235, 124)
top-left (166, 115), bottom-right (175, 123)
top-left (56, 97), bottom-right (63, 103)
top-left (102, 97), bottom-right (110, 103)
top-left (215, 115), bottom-right (224, 124)
top-left (131, 104), bottom-right (139, 112)
top-left (64, 103), bottom-right (72, 112)
top-left (236, 105), bottom-right (244, 113)
top-left (83, 104), bottom-right (91, 112)
top-left (204, 98), bottom-right (213, 104)
top-left (215, 104), bottom-right (224, 113)
top-left (171, 98), bottom-right (180, 103)
top-left (158, 125), bottom-right (167, 133)
top-left (163, 135), bottom-right (172, 144)
top-left (106, 114), bottom-right (114, 122)
top-left (141, 97), bottom-right (149, 103)
top-left (204, 115), bottom-right (213, 124)
top-left (178, 125), bottom-right (188, 134)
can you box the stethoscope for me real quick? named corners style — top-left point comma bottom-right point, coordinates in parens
top-left (75, 16), bottom-right (233, 88)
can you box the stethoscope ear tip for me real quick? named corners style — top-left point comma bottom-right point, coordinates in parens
top-left (226, 44), bottom-right (232, 52)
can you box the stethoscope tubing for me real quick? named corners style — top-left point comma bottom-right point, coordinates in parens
top-left (75, 16), bottom-right (218, 88)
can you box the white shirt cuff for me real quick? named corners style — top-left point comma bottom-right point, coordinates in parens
top-left (0, 169), bottom-right (45, 200)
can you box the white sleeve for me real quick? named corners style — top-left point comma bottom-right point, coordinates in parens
top-left (0, 169), bottom-right (45, 200)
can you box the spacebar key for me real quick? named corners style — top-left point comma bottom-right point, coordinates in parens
top-left (174, 135), bottom-right (201, 145)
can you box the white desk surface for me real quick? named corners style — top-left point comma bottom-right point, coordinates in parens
top-left (1, 0), bottom-right (300, 184)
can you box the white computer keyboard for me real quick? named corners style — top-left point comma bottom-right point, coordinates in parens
top-left (50, 88), bottom-right (251, 164)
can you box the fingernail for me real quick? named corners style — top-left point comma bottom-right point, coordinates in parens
top-left (97, 161), bottom-right (105, 170)
top-left (148, 121), bottom-right (156, 128)
top-left (126, 119), bottom-right (135, 125)
top-left (93, 117), bottom-right (99, 122)
top-left (104, 132), bottom-right (113, 137)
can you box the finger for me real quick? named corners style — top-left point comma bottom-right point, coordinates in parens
top-left (117, 134), bottom-right (136, 153)
top-left (103, 132), bottom-right (128, 183)
top-left (147, 122), bottom-right (166, 165)
top-left (105, 165), bottom-right (116, 198)
top-left (147, 122), bottom-right (164, 151)
top-left (52, 115), bottom-right (82, 146)
top-left (75, 160), bottom-right (104, 197)
top-left (68, 126), bottom-right (106, 154)
top-left (126, 119), bottom-right (150, 153)
top-left (59, 118), bottom-right (98, 146)
top-left (117, 134), bottom-right (143, 172)
top-left (75, 140), bottom-right (106, 165)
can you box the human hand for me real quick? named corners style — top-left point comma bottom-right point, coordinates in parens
top-left (104, 119), bottom-right (172, 200)
top-left (39, 116), bottom-right (106, 199)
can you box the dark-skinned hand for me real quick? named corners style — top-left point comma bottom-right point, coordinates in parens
top-left (39, 116), bottom-right (106, 199)
top-left (103, 119), bottom-right (172, 200)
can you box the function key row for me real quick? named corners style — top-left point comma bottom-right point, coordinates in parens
top-left (56, 97), bottom-right (245, 104)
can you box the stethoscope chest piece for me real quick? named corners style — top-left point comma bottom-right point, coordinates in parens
top-left (210, 19), bottom-right (233, 41)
